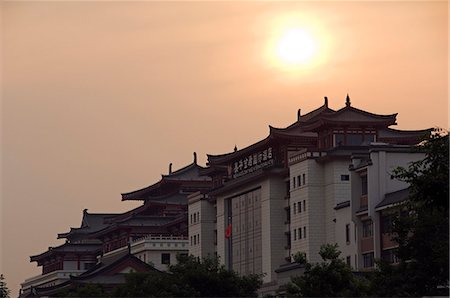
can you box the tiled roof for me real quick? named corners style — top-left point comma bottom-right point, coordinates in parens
top-left (376, 188), bottom-right (410, 209)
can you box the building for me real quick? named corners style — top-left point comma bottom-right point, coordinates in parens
top-left (21, 96), bottom-right (430, 296)
top-left (350, 144), bottom-right (425, 270)
top-left (189, 96), bottom-right (429, 291)
top-left (21, 155), bottom-right (211, 297)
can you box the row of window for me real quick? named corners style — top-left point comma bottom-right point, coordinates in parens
top-left (292, 173), bottom-right (306, 189)
top-left (293, 226), bottom-right (307, 241)
top-left (293, 200), bottom-right (306, 214)
top-left (190, 211), bottom-right (200, 224)
top-left (190, 234), bottom-right (200, 246)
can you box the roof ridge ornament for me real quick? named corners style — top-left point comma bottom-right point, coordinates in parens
top-left (169, 163), bottom-right (172, 174)
top-left (346, 94), bottom-right (351, 107)
top-left (193, 152), bottom-right (197, 164)
top-left (324, 96), bottom-right (328, 107)
top-left (297, 109), bottom-right (301, 121)
top-left (234, 145), bottom-right (238, 152)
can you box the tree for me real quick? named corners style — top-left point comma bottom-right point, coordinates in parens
top-left (286, 244), bottom-right (369, 297)
top-left (0, 274), bottom-right (10, 298)
top-left (372, 130), bottom-right (449, 296)
top-left (114, 254), bottom-right (263, 297)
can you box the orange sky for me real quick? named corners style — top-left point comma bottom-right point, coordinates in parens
top-left (1, 1), bottom-right (448, 295)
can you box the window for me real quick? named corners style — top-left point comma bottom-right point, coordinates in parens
top-left (161, 253), bottom-right (171, 265)
top-left (381, 214), bottom-right (394, 233)
top-left (190, 214), bottom-right (193, 224)
top-left (365, 134), bottom-right (375, 143)
top-left (346, 224), bottom-right (350, 243)
top-left (381, 249), bottom-right (399, 264)
top-left (293, 203), bottom-right (297, 214)
top-left (346, 256), bottom-right (351, 266)
top-left (303, 200), bottom-right (306, 211)
top-left (302, 174), bottom-right (306, 185)
top-left (298, 201), bottom-right (302, 213)
top-left (361, 175), bottom-right (368, 196)
top-left (197, 234), bottom-right (200, 244)
top-left (362, 220), bottom-right (373, 238)
top-left (293, 177), bottom-right (296, 188)
top-left (193, 213), bottom-right (197, 223)
top-left (190, 236), bottom-right (193, 246)
top-left (194, 235), bottom-right (197, 245)
top-left (363, 252), bottom-right (374, 268)
top-left (303, 226), bottom-right (306, 238)
top-left (297, 175), bottom-right (301, 187)
top-left (347, 134), bottom-right (364, 145)
top-left (197, 212), bottom-right (200, 222)
top-left (293, 229), bottom-right (297, 240)
top-left (299, 227), bottom-right (302, 239)
top-left (334, 133), bottom-right (345, 146)
top-left (341, 174), bottom-right (350, 181)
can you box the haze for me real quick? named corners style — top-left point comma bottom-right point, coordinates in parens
top-left (1, 1), bottom-right (447, 296)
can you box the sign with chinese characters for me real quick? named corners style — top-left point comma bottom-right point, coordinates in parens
top-left (232, 147), bottom-right (274, 179)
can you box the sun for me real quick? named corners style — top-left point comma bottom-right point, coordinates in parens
top-left (262, 13), bottom-right (330, 76)
top-left (276, 28), bottom-right (317, 65)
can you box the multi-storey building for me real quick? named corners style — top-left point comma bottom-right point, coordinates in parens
top-left (21, 96), bottom-right (431, 296)
top-left (350, 144), bottom-right (425, 270)
top-left (21, 156), bottom-right (211, 297)
top-left (189, 96), bottom-right (429, 291)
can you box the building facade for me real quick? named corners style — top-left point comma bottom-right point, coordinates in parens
top-left (350, 145), bottom-right (425, 270)
top-left (188, 96), bottom-right (430, 290)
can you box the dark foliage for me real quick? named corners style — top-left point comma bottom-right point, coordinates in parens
top-left (286, 244), bottom-right (370, 297)
top-left (113, 254), bottom-right (263, 297)
top-left (0, 274), bottom-right (10, 298)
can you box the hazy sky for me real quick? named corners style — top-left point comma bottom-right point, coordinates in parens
top-left (1, 1), bottom-right (448, 295)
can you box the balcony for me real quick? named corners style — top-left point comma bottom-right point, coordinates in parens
top-left (360, 195), bottom-right (368, 208)
top-left (381, 233), bottom-right (398, 250)
top-left (360, 237), bottom-right (374, 253)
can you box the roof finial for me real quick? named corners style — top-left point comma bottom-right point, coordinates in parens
top-left (324, 96), bottom-right (328, 107)
top-left (83, 208), bottom-right (88, 214)
top-left (297, 109), bottom-right (301, 121)
top-left (234, 145), bottom-right (237, 152)
top-left (193, 152), bottom-right (197, 164)
top-left (345, 94), bottom-right (351, 107)
top-left (169, 163), bottom-right (172, 174)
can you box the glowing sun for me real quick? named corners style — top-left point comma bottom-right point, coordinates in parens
top-left (276, 28), bottom-right (317, 65)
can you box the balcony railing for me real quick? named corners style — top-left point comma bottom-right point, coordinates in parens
top-left (21, 270), bottom-right (85, 291)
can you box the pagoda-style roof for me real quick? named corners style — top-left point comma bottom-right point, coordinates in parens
top-left (378, 127), bottom-right (432, 145)
top-left (207, 96), bottom-right (427, 166)
top-left (88, 213), bottom-right (187, 239)
top-left (297, 104), bottom-right (397, 131)
top-left (30, 243), bottom-right (101, 265)
top-left (207, 128), bottom-right (317, 165)
top-left (121, 155), bottom-right (212, 201)
top-left (58, 209), bottom-right (118, 240)
top-left (23, 253), bottom-right (158, 297)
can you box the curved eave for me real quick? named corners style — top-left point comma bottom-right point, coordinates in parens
top-left (121, 179), bottom-right (172, 201)
top-left (282, 104), bottom-right (336, 130)
top-left (207, 134), bottom-right (272, 165)
top-left (300, 118), bottom-right (396, 131)
top-left (161, 163), bottom-right (207, 179)
top-left (199, 165), bottom-right (228, 176)
top-left (334, 105), bottom-right (398, 119)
